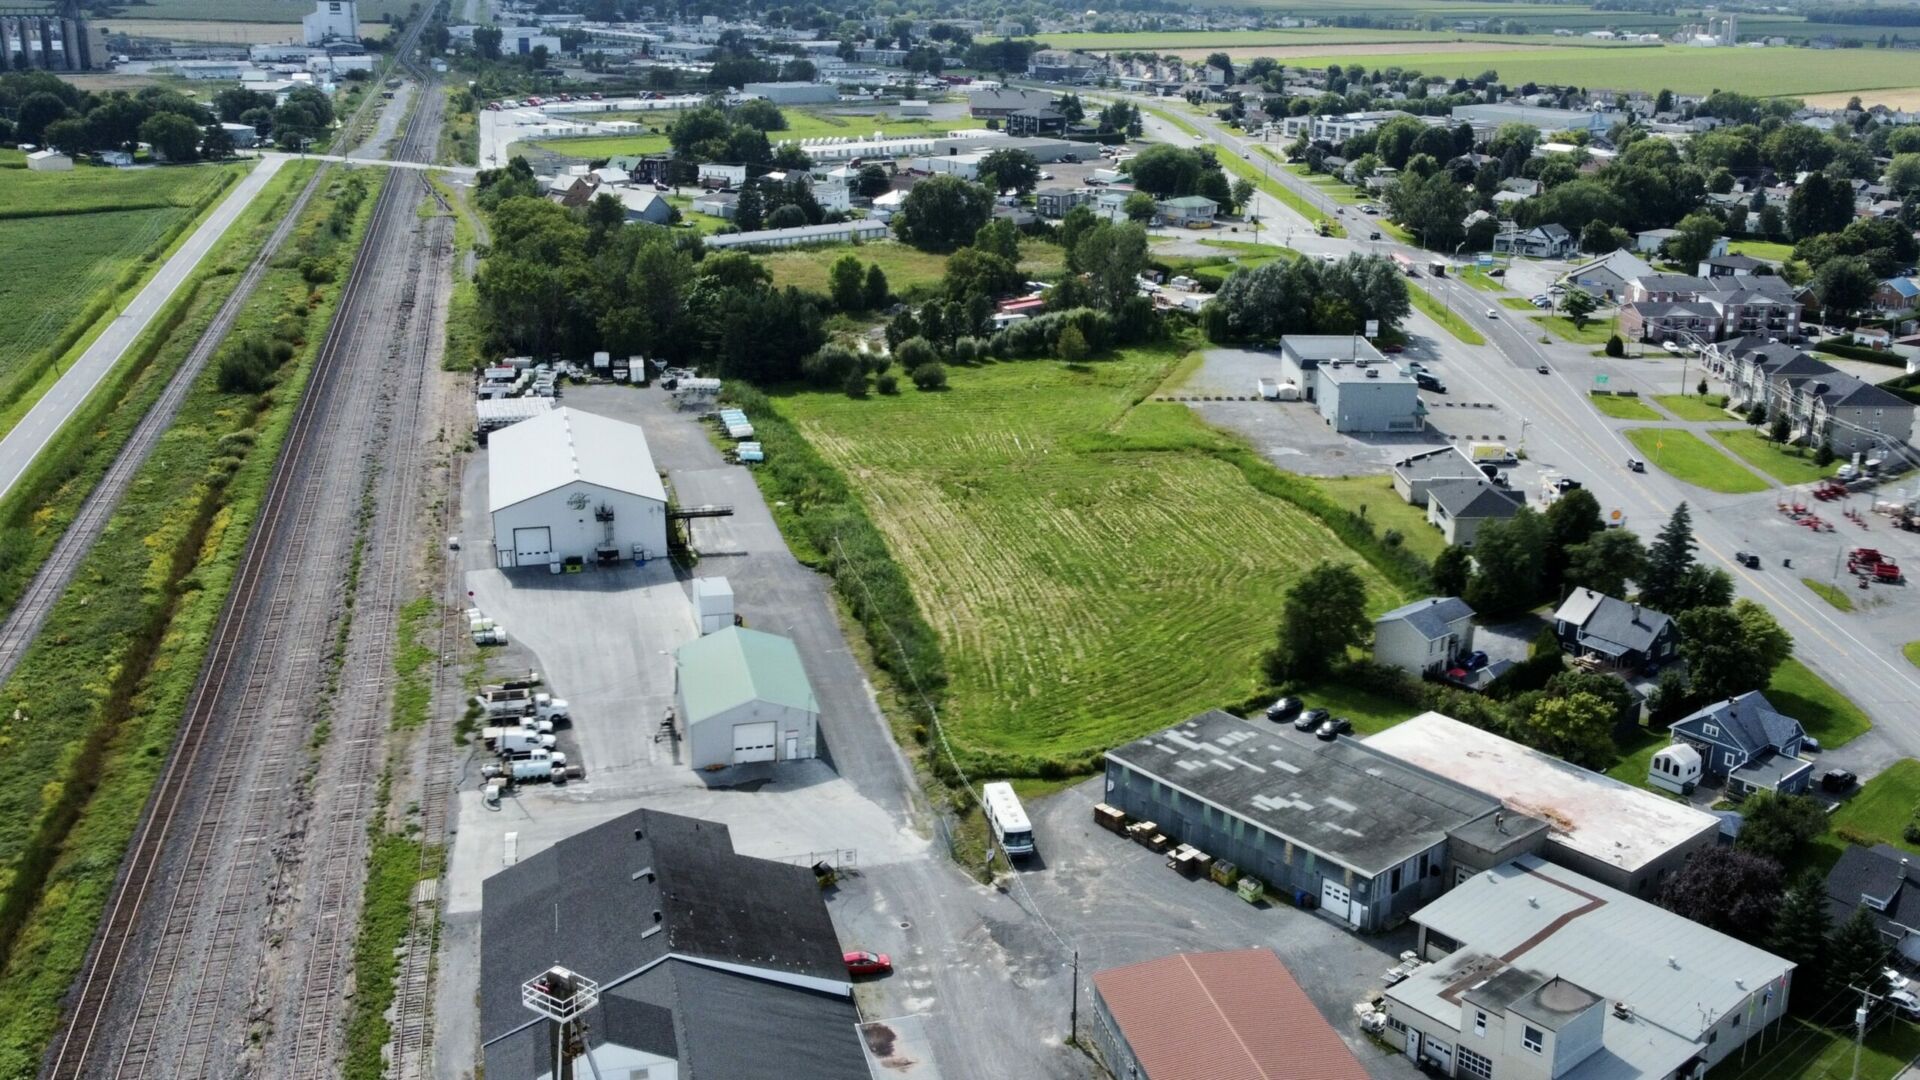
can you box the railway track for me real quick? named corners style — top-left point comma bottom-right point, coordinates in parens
top-left (42, 10), bottom-right (449, 1079)
top-left (0, 165), bottom-right (329, 685)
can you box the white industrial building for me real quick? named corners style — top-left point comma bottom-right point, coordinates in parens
top-left (675, 627), bottom-right (820, 768)
top-left (303, 0), bottom-right (359, 45)
top-left (744, 81), bottom-right (839, 105)
top-left (487, 407), bottom-right (668, 570)
top-left (1315, 358), bottom-right (1424, 433)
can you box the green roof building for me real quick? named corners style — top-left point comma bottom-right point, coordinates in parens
top-left (674, 627), bottom-right (820, 768)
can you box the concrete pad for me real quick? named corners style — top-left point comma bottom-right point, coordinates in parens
top-left (860, 1013), bottom-right (944, 1078)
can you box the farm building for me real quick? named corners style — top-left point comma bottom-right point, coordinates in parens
top-left (1091, 950), bottom-right (1368, 1080)
top-left (487, 407), bottom-right (668, 570)
top-left (1103, 711), bottom-right (1502, 931)
top-left (1366, 713), bottom-right (1720, 897)
top-left (26, 149), bottom-right (72, 171)
top-left (675, 627), bottom-right (820, 768)
top-left (479, 808), bottom-right (867, 1080)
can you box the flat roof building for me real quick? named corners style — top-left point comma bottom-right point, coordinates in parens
top-left (1104, 710), bottom-right (1502, 930)
top-left (1315, 357), bottom-right (1425, 433)
top-left (1366, 712), bottom-right (1720, 897)
top-left (1386, 855), bottom-right (1793, 1077)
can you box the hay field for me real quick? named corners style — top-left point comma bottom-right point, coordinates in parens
top-left (777, 347), bottom-right (1401, 762)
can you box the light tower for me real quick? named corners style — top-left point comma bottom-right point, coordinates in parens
top-left (522, 965), bottom-right (601, 1080)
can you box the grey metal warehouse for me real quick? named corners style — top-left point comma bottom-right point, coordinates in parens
top-left (1103, 711), bottom-right (1503, 930)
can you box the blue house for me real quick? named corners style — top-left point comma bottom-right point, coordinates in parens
top-left (1667, 691), bottom-right (1812, 797)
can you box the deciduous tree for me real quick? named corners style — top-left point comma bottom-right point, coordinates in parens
top-left (1660, 847), bottom-right (1783, 943)
top-left (1267, 561), bottom-right (1371, 680)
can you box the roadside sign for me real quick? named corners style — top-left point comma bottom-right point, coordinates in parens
top-left (1476, 255), bottom-right (1494, 266)
top-left (1593, 374), bottom-right (1610, 386)
top-left (1364, 320), bottom-right (1380, 338)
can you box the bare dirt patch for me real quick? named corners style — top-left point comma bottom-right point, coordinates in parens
top-left (1804, 87), bottom-right (1920, 110)
top-left (1159, 40), bottom-right (1548, 60)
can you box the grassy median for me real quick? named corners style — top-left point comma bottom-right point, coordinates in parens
top-left (1624, 428), bottom-right (1769, 493)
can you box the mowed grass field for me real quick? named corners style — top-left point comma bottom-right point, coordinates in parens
top-left (759, 239), bottom-right (1067, 295)
top-left (1214, 43), bottom-right (1920, 97)
top-left (0, 165), bottom-right (242, 383)
top-left (1626, 427), bottom-right (1769, 493)
top-left (776, 347), bottom-right (1402, 761)
top-left (527, 109), bottom-right (966, 161)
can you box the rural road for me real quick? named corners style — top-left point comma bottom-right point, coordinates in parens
top-left (0, 155), bottom-right (285, 503)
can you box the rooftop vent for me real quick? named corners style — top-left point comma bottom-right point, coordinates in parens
top-left (1528, 896), bottom-right (1540, 908)
top-left (1613, 1001), bottom-right (1634, 1020)
top-left (1668, 956), bottom-right (1680, 969)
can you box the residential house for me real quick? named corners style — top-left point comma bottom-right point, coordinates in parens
top-left (1154, 195), bottom-right (1217, 228)
top-left (1633, 227), bottom-right (1678, 254)
top-left (1552, 588), bottom-right (1676, 669)
top-left (1824, 844), bottom-right (1920, 965)
top-left (1873, 277), bottom-right (1920, 314)
top-left (1619, 300), bottom-right (1721, 344)
top-left (1092, 950), bottom-right (1370, 1080)
top-left (1391, 446), bottom-right (1484, 506)
top-left (1712, 337), bottom-right (1915, 456)
top-left (1697, 251), bottom-right (1756, 276)
top-left (1424, 478), bottom-right (1522, 547)
top-left (546, 171), bottom-right (603, 209)
top-left (1619, 272), bottom-right (1802, 342)
top-left (1034, 187), bottom-right (1091, 218)
top-left (1383, 855), bottom-right (1794, 1077)
top-left (1006, 107), bottom-right (1068, 137)
top-left (1668, 691), bottom-right (1813, 796)
top-left (1027, 49), bottom-right (1098, 82)
top-left (1373, 597), bottom-right (1475, 676)
top-left (698, 162), bottom-right (748, 188)
top-left (1560, 248), bottom-right (1656, 301)
top-left (1492, 224), bottom-right (1574, 258)
top-left (479, 808), bottom-right (869, 1080)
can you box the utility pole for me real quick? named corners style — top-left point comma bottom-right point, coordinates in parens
top-left (1070, 949), bottom-right (1080, 1044)
top-left (1850, 982), bottom-right (1879, 1080)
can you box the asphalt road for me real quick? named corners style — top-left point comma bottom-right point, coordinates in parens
top-left (1125, 94), bottom-right (1920, 767)
top-left (0, 155), bottom-right (286, 504)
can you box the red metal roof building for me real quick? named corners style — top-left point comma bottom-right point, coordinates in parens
top-left (1089, 948), bottom-right (1370, 1080)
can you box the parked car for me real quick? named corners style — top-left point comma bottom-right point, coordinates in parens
top-left (1315, 716), bottom-right (1354, 741)
top-left (844, 951), bottom-right (893, 976)
top-left (1488, 268), bottom-right (1505, 277)
top-left (1536, 364), bottom-right (1551, 374)
top-left (1889, 990), bottom-right (1920, 1020)
top-left (1554, 477), bottom-right (1582, 493)
top-left (1627, 457), bottom-right (1646, 472)
top-left (1886, 967), bottom-right (1910, 992)
top-left (1464, 650), bottom-right (1489, 670)
top-left (1822, 768), bottom-right (1857, 792)
top-left (1295, 707), bottom-right (1330, 732)
top-left (1368, 231), bottom-right (1382, 240)
top-left (1803, 735), bottom-right (1822, 752)
top-left (1663, 341), bottom-right (1683, 355)
top-left (1735, 551), bottom-right (1761, 569)
top-left (1265, 696), bottom-right (1303, 721)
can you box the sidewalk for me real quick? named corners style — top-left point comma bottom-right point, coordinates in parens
top-left (0, 156), bottom-right (285, 501)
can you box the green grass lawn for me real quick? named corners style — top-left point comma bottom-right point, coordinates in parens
top-left (1624, 428), bottom-right (1770, 494)
top-left (1604, 726), bottom-right (1673, 792)
top-left (1906, 642), bottom-right (1920, 669)
top-left (1315, 475), bottom-right (1447, 562)
top-left (1459, 265), bottom-right (1507, 293)
top-left (773, 346), bottom-right (1404, 763)
top-left (1410, 285), bottom-right (1487, 345)
top-left (1711, 429), bottom-right (1832, 485)
top-left (1770, 657), bottom-right (1871, 749)
top-left (1727, 239), bottom-right (1795, 263)
top-left (758, 239), bottom-right (1066, 296)
top-left (665, 194), bottom-right (728, 235)
top-left (1588, 393), bottom-right (1662, 420)
top-left (1288, 677), bottom-right (1416, 736)
top-left (1717, 1015), bottom-right (1920, 1080)
top-left (1827, 760), bottom-right (1920, 862)
top-left (1499, 296), bottom-right (1538, 311)
top-left (1532, 315), bottom-right (1614, 345)
top-left (1803, 577), bottom-right (1858, 613)
top-left (1652, 393), bottom-right (1730, 421)
top-left (1284, 164), bottom-right (1369, 206)
top-left (529, 108), bottom-right (960, 160)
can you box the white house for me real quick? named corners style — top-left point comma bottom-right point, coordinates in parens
top-left (675, 627), bottom-right (820, 768)
top-left (698, 162), bottom-right (748, 187)
top-left (487, 407), bottom-right (668, 569)
top-left (1373, 597), bottom-right (1474, 676)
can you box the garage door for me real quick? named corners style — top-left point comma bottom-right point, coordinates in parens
top-left (732, 721), bottom-right (777, 764)
top-left (513, 527), bottom-right (552, 566)
top-left (1321, 879), bottom-right (1354, 924)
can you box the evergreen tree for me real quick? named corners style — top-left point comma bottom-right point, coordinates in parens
top-left (1431, 544), bottom-right (1471, 598)
top-left (1639, 503), bottom-right (1696, 611)
top-left (1771, 873), bottom-right (1831, 1012)
top-left (864, 263), bottom-right (890, 310)
top-left (1829, 906), bottom-right (1889, 1000)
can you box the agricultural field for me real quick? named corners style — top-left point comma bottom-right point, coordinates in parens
top-left (102, 18), bottom-right (388, 42)
top-left (775, 346), bottom-right (1403, 766)
top-left (758, 239), bottom-right (1067, 296)
top-left (1624, 428), bottom-right (1769, 493)
top-left (0, 164), bottom-right (244, 391)
top-left (524, 109), bottom-right (964, 161)
top-left (1244, 42), bottom-right (1920, 97)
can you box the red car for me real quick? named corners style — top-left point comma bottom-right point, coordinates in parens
top-left (844, 950), bottom-right (892, 977)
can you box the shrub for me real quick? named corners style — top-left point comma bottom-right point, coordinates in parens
top-left (801, 343), bottom-right (861, 388)
top-left (1605, 334), bottom-right (1624, 357)
top-left (894, 336), bottom-right (937, 370)
top-left (215, 334), bottom-right (286, 394)
top-left (910, 361), bottom-right (948, 390)
top-left (876, 372), bottom-right (899, 394)
top-left (842, 369), bottom-right (868, 397)
top-left (1814, 443), bottom-right (1835, 466)
top-left (1056, 325), bottom-right (1089, 361)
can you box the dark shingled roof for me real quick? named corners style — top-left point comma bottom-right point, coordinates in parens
top-left (1826, 843), bottom-right (1920, 942)
top-left (1378, 596), bottom-right (1475, 641)
top-left (480, 809), bottom-right (847, 1048)
top-left (1553, 589), bottom-right (1670, 656)
top-left (1672, 691), bottom-right (1802, 757)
